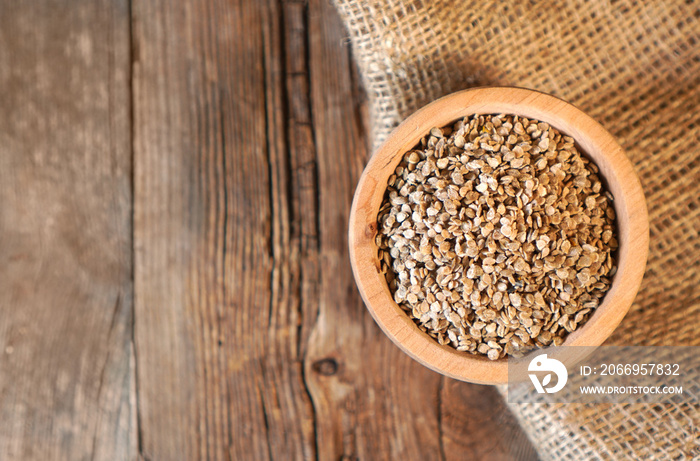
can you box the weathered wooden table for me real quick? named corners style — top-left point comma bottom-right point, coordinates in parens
top-left (0, 1), bottom-right (537, 459)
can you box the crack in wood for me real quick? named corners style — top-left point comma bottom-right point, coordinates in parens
top-left (258, 384), bottom-right (275, 461)
top-left (280, 1), bottom-right (321, 459)
top-left (128, 0), bottom-right (146, 457)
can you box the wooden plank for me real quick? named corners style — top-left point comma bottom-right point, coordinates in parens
top-left (303, 0), bottom-right (446, 459)
top-left (132, 0), bottom-right (316, 458)
top-left (0, 1), bottom-right (135, 460)
top-left (303, 3), bottom-right (540, 460)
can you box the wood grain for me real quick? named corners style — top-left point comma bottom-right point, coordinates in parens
top-left (0, 0), bottom-right (539, 459)
top-left (132, 0), bottom-right (318, 458)
top-left (0, 1), bottom-right (135, 459)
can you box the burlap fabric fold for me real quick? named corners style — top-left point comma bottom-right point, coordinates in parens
top-left (333, 0), bottom-right (700, 459)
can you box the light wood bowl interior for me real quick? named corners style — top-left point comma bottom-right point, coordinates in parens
top-left (348, 87), bottom-right (649, 385)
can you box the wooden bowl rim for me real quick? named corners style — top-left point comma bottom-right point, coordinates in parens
top-left (348, 87), bottom-right (649, 384)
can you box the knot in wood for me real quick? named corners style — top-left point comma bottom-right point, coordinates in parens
top-left (312, 358), bottom-right (338, 376)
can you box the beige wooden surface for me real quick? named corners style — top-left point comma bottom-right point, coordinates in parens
top-left (0, 0), bottom-right (537, 459)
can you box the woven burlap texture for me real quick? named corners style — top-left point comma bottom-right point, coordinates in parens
top-left (333, 0), bottom-right (700, 459)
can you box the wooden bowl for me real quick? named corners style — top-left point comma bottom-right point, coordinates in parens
top-left (348, 87), bottom-right (649, 384)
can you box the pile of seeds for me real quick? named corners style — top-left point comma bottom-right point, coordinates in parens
top-left (376, 114), bottom-right (618, 360)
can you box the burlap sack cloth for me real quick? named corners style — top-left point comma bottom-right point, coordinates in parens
top-left (333, 0), bottom-right (700, 459)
